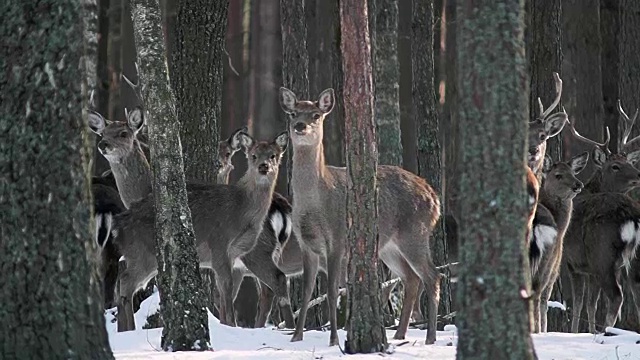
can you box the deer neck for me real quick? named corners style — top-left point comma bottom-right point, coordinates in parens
top-left (217, 166), bottom-right (233, 185)
top-left (291, 143), bottom-right (330, 200)
top-left (110, 145), bottom-right (152, 208)
top-left (237, 172), bottom-right (277, 217)
top-left (583, 170), bottom-right (603, 194)
top-left (539, 190), bottom-right (573, 236)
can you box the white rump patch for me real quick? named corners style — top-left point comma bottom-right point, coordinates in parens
top-left (529, 195), bottom-right (536, 206)
top-left (620, 221), bottom-right (640, 274)
top-left (534, 225), bottom-right (557, 258)
top-left (270, 211), bottom-right (284, 239)
top-left (284, 213), bottom-right (292, 241)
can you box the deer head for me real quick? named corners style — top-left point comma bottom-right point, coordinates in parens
top-left (88, 107), bottom-right (145, 163)
top-left (217, 126), bottom-right (247, 172)
top-left (567, 119), bottom-right (640, 194)
top-left (541, 152), bottom-right (588, 199)
top-left (238, 131), bottom-right (289, 186)
top-left (279, 87), bottom-right (335, 147)
top-left (528, 73), bottom-right (568, 174)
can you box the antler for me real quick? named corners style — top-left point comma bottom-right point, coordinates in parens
top-left (567, 118), bottom-right (611, 155)
top-left (618, 99), bottom-right (640, 153)
top-left (122, 62), bottom-right (145, 118)
top-left (537, 72), bottom-right (563, 120)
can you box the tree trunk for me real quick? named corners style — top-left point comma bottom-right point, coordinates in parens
top-left (413, 0), bottom-right (450, 329)
top-left (129, 0), bottom-right (210, 351)
top-left (0, 0), bottom-right (113, 358)
top-left (107, 0), bottom-right (123, 120)
top-left (526, 0), bottom-right (563, 162)
top-left (600, 0), bottom-right (620, 154)
top-left (398, 0), bottom-right (416, 174)
top-left (327, 0), bottom-right (346, 168)
top-left (455, 1), bottom-right (536, 359)
top-left (340, 0), bottom-right (388, 354)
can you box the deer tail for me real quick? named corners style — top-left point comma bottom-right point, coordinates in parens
top-left (619, 220), bottom-right (640, 275)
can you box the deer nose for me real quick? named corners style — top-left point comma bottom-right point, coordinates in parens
top-left (528, 146), bottom-right (539, 156)
top-left (98, 141), bottom-right (110, 152)
top-left (258, 163), bottom-right (270, 174)
top-left (293, 122), bottom-right (307, 133)
top-left (572, 182), bottom-right (583, 193)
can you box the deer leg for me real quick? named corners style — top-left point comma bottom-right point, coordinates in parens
top-left (255, 282), bottom-right (275, 328)
top-left (602, 274), bottom-right (623, 329)
top-left (586, 278), bottom-right (601, 333)
top-left (230, 267), bottom-right (245, 304)
top-left (326, 254), bottom-right (343, 347)
top-left (540, 284), bottom-right (554, 333)
top-left (394, 269), bottom-right (420, 340)
top-left (569, 272), bottom-right (585, 333)
top-left (291, 250), bottom-right (319, 342)
top-left (215, 264), bottom-right (237, 327)
top-left (532, 294), bottom-right (542, 333)
top-left (412, 284), bottom-right (425, 323)
top-left (116, 269), bottom-right (136, 332)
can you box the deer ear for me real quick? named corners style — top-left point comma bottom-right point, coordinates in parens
top-left (279, 87), bottom-right (298, 114)
top-left (229, 126), bottom-right (248, 151)
top-left (544, 113), bottom-right (567, 138)
top-left (317, 88), bottom-right (335, 114)
top-left (592, 147), bottom-right (607, 168)
top-left (238, 132), bottom-right (255, 150)
top-left (570, 151), bottom-right (589, 174)
top-left (88, 111), bottom-right (106, 135)
top-left (627, 149), bottom-right (640, 166)
top-left (127, 107), bottom-right (145, 134)
top-left (542, 155), bottom-right (554, 173)
top-left (274, 131), bottom-right (289, 153)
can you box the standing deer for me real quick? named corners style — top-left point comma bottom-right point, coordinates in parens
top-left (279, 87), bottom-right (441, 346)
top-left (88, 108), bottom-right (151, 209)
top-left (527, 72), bottom-right (568, 176)
top-left (563, 109), bottom-right (640, 333)
top-left (217, 127), bottom-right (247, 185)
top-left (110, 131), bottom-right (288, 331)
top-left (529, 153), bottom-right (588, 333)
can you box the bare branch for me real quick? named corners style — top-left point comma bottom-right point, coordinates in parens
top-left (224, 46), bottom-right (240, 77)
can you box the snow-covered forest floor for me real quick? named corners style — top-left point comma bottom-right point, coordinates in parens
top-left (107, 292), bottom-right (640, 359)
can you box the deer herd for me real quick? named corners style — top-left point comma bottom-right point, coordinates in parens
top-left (87, 73), bottom-right (640, 346)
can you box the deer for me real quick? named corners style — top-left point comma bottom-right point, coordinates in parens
top-left (527, 72), bottom-right (569, 177)
top-left (528, 152), bottom-right (588, 333)
top-left (562, 106), bottom-right (640, 333)
top-left (109, 131), bottom-right (289, 331)
top-left (279, 87), bottom-right (441, 346)
top-left (88, 108), bottom-right (151, 209)
top-left (215, 129), bottom-right (301, 329)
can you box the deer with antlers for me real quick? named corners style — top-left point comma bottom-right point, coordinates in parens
top-left (563, 101), bottom-right (640, 333)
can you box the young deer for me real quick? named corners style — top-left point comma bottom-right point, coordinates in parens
top-left (88, 108), bottom-right (151, 209)
top-left (279, 87), bottom-right (441, 346)
top-left (111, 131), bottom-right (288, 331)
top-left (217, 126), bottom-right (247, 184)
top-left (529, 153), bottom-right (588, 333)
top-left (527, 72), bottom-right (568, 176)
top-left (563, 112), bottom-right (640, 333)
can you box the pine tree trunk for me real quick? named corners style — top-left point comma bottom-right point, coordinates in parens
top-left (413, 0), bottom-right (450, 329)
top-left (327, 0), bottom-right (346, 168)
top-left (129, 0), bottom-right (210, 350)
top-left (455, 1), bottom-right (536, 358)
top-left (341, 0), bottom-right (388, 354)
top-left (0, 0), bottom-right (113, 358)
top-left (107, 0), bottom-right (123, 120)
top-left (600, 0), bottom-right (620, 153)
top-left (398, 0), bottom-right (416, 174)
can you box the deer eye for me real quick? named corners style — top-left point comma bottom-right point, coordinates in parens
top-left (612, 164), bottom-right (621, 171)
top-left (539, 133), bottom-right (546, 141)
top-left (252, 154), bottom-right (257, 160)
top-left (226, 152), bottom-right (231, 157)
top-left (270, 154), bottom-right (276, 160)
top-left (289, 112), bottom-right (297, 118)
top-left (313, 113), bottom-right (321, 120)
top-left (119, 131), bottom-right (128, 138)
top-left (555, 173), bottom-right (563, 180)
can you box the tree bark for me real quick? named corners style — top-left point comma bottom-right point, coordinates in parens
top-left (455, 1), bottom-right (536, 359)
top-left (171, 1), bottom-right (228, 184)
top-left (0, 0), bottom-right (113, 358)
top-left (413, 0), bottom-right (450, 329)
top-left (398, 0), bottom-right (416, 174)
top-left (341, 0), bottom-right (388, 354)
top-left (129, 0), bottom-right (210, 351)
top-left (107, 0), bottom-right (123, 120)
top-left (526, 0), bottom-right (563, 162)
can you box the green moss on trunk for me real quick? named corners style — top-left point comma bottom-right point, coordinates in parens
top-left (455, 1), bottom-right (536, 359)
top-left (129, 0), bottom-right (210, 351)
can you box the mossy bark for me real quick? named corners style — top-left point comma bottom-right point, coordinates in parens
top-left (0, 1), bottom-right (113, 358)
top-left (413, 0), bottom-right (451, 328)
top-left (129, 0), bottom-right (210, 351)
top-left (341, 0), bottom-right (388, 354)
top-left (455, 1), bottom-right (536, 359)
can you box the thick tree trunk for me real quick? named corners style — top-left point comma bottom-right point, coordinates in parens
top-left (413, 0), bottom-right (450, 329)
top-left (341, 0), bottom-right (388, 353)
top-left (0, 1), bottom-right (113, 358)
top-left (107, 0), bottom-right (123, 120)
top-left (455, 1), bottom-right (536, 359)
top-left (398, 0), bottom-right (416, 174)
top-left (129, 0), bottom-right (210, 351)
top-left (327, 0), bottom-right (346, 168)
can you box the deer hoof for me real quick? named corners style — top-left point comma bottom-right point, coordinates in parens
top-left (290, 332), bottom-right (303, 342)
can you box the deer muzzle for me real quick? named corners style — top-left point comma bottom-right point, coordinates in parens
top-left (293, 122), bottom-right (307, 134)
top-left (258, 163), bottom-right (270, 175)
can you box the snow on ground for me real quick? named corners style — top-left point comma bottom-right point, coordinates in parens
top-left (108, 292), bottom-right (640, 359)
